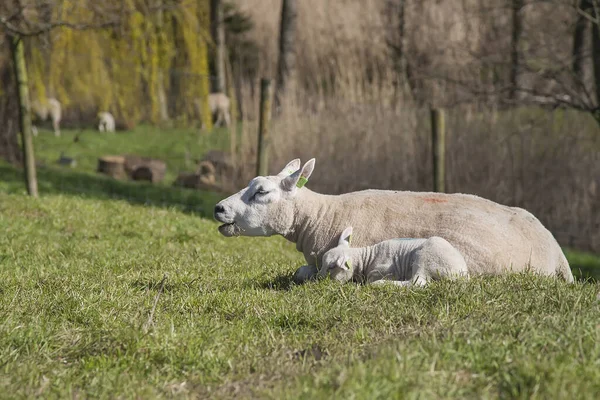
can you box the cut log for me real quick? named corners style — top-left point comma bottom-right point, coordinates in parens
top-left (131, 160), bottom-right (167, 183)
top-left (97, 155), bottom-right (126, 179)
top-left (121, 154), bottom-right (167, 183)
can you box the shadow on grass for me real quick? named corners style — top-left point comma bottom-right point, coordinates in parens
top-left (565, 249), bottom-right (600, 283)
top-left (250, 273), bottom-right (299, 291)
top-left (0, 163), bottom-right (225, 219)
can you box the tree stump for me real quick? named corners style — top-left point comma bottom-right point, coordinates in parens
top-left (97, 155), bottom-right (126, 179)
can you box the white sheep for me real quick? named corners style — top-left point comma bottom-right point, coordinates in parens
top-left (318, 226), bottom-right (469, 286)
top-left (194, 93), bottom-right (231, 128)
top-left (31, 97), bottom-right (61, 137)
top-left (213, 158), bottom-right (574, 284)
top-left (97, 111), bottom-right (116, 133)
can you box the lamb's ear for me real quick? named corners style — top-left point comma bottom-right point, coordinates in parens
top-left (281, 158), bottom-right (315, 191)
top-left (276, 158), bottom-right (301, 177)
top-left (338, 226), bottom-right (353, 246)
top-left (338, 255), bottom-right (351, 271)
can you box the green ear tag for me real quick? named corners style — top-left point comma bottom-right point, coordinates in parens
top-left (347, 234), bottom-right (352, 245)
top-left (345, 259), bottom-right (352, 270)
top-left (296, 176), bottom-right (308, 188)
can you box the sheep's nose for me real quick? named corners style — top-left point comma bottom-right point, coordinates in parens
top-left (214, 204), bottom-right (225, 216)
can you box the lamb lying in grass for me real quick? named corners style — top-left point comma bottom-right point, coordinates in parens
top-left (318, 226), bottom-right (469, 286)
top-left (214, 158), bottom-right (574, 284)
top-left (98, 111), bottom-right (116, 133)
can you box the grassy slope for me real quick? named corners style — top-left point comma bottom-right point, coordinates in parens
top-left (0, 127), bottom-right (599, 399)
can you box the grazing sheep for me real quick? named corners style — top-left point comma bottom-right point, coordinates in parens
top-left (213, 158), bottom-right (574, 284)
top-left (318, 226), bottom-right (469, 287)
top-left (97, 111), bottom-right (116, 133)
top-left (194, 93), bottom-right (231, 128)
top-left (31, 97), bottom-right (61, 137)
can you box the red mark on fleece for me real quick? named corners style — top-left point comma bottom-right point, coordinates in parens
top-left (422, 197), bottom-right (447, 204)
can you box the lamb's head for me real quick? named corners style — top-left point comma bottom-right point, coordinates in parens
top-left (213, 158), bottom-right (315, 237)
top-left (318, 226), bottom-right (354, 283)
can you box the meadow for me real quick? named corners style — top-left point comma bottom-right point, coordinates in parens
top-left (0, 127), bottom-right (599, 399)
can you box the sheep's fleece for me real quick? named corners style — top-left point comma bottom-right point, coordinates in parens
top-left (213, 158), bottom-right (573, 284)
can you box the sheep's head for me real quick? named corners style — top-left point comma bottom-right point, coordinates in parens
top-left (214, 158), bottom-right (315, 237)
top-left (318, 226), bottom-right (354, 282)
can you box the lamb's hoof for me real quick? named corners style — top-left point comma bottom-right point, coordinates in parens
top-left (292, 265), bottom-right (318, 284)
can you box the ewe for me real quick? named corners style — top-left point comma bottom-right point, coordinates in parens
top-left (31, 97), bottom-right (62, 137)
top-left (98, 112), bottom-right (116, 133)
top-left (319, 226), bottom-right (469, 286)
top-left (214, 158), bottom-right (573, 284)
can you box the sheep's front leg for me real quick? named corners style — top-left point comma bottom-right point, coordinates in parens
top-left (292, 264), bottom-right (318, 284)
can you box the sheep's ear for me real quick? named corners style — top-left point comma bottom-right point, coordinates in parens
top-left (338, 226), bottom-right (353, 246)
top-left (276, 158), bottom-right (301, 177)
top-left (281, 158), bottom-right (315, 191)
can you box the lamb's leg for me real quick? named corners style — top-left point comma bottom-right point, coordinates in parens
top-left (370, 280), bottom-right (412, 287)
top-left (214, 111), bottom-right (224, 127)
top-left (52, 118), bottom-right (60, 137)
top-left (370, 276), bottom-right (429, 287)
top-left (292, 264), bottom-right (318, 284)
top-left (224, 110), bottom-right (231, 127)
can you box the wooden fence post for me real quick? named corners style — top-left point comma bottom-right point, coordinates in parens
top-left (11, 35), bottom-right (38, 197)
top-left (430, 107), bottom-right (446, 193)
top-left (256, 78), bottom-right (273, 176)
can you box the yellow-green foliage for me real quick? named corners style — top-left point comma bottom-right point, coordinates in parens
top-left (23, 0), bottom-right (212, 126)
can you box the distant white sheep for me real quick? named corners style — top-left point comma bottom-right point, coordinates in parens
top-left (31, 97), bottom-right (62, 137)
top-left (194, 93), bottom-right (231, 128)
top-left (318, 226), bottom-right (469, 286)
top-left (213, 158), bottom-right (574, 284)
top-left (97, 111), bottom-right (116, 133)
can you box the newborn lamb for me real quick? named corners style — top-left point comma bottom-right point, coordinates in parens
top-left (318, 227), bottom-right (469, 286)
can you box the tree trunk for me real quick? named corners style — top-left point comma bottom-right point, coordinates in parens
top-left (11, 35), bottom-right (38, 197)
top-left (155, 2), bottom-right (169, 123)
top-left (210, 0), bottom-right (226, 93)
top-left (509, 0), bottom-right (523, 102)
top-left (157, 70), bottom-right (169, 123)
top-left (591, 5), bottom-right (600, 110)
top-left (275, 0), bottom-right (298, 112)
top-left (386, 0), bottom-right (407, 106)
top-left (198, 1), bottom-right (213, 132)
top-left (573, 0), bottom-right (591, 77)
top-left (0, 37), bottom-right (21, 165)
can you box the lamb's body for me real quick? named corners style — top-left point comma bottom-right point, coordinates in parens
top-left (286, 188), bottom-right (572, 282)
top-left (321, 236), bottom-right (469, 286)
top-left (31, 97), bottom-right (62, 137)
top-left (98, 112), bottom-right (116, 133)
top-left (195, 93), bottom-right (231, 128)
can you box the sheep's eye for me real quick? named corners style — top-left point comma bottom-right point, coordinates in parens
top-left (251, 189), bottom-right (269, 201)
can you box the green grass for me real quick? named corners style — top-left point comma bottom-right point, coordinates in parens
top-left (1, 126), bottom-right (600, 399)
top-left (31, 124), bottom-right (231, 183)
